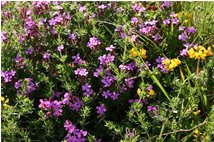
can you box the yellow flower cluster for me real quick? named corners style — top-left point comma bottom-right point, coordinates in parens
top-left (129, 48), bottom-right (147, 59)
top-left (137, 88), bottom-right (155, 97)
top-left (188, 46), bottom-right (213, 60)
top-left (1, 96), bottom-right (10, 109)
top-left (163, 58), bottom-right (181, 71)
top-left (193, 129), bottom-right (200, 138)
top-left (177, 12), bottom-right (192, 25)
top-left (193, 109), bottom-right (201, 115)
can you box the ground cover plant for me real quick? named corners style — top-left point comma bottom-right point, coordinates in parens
top-left (1, 1), bottom-right (214, 142)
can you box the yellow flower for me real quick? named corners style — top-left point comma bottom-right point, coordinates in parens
top-left (1, 96), bottom-right (9, 109)
top-left (137, 88), bottom-right (141, 96)
top-left (194, 129), bottom-right (200, 138)
top-left (148, 89), bottom-right (155, 96)
top-left (193, 110), bottom-right (201, 115)
top-left (4, 98), bottom-right (9, 104)
top-left (140, 48), bottom-right (147, 59)
top-left (163, 59), bottom-right (170, 65)
top-left (188, 45), bottom-right (213, 60)
top-left (1, 96), bottom-right (5, 102)
top-left (176, 12), bottom-right (182, 19)
top-left (3, 103), bottom-right (9, 109)
top-left (163, 58), bottom-right (181, 71)
top-left (199, 51), bottom-right (206, 60)
top-left (188, 48), bottom-right (195, 58)
top-left (184, 12), bottom-right (192, 19)
top-left (207, 47), bottom-right (213, 56)
top-left (129, 48), bottom-right (139, 57)
top-left (183, 20), bottom-right (188, 25)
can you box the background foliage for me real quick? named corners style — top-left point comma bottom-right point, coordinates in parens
top-left (1, 1), bottom-right (214, 142)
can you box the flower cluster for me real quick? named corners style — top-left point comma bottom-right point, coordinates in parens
top-left (64, 120), bottom-right (88, 142)
top-left (102, 90), bottom-right (119, 100)
top-left (188, 46), bottom-right (213, 60)
top-left (129, 47), bottom-right (147, 59)
top-left (163, 12), bottom-right (179, 25)
top-left (39, 99), bottom-right (63, 118)
top-left (98, 53), bottom-right (115, 65)
top-left (87, 37), bottom-right (101, 50)
top-left (82, 83), bottom-right (94, 97)
top-left (162, 58), bottom-right (181, 72)
top-left (1, 96), bottom-right (10, 109)
top-left (74, 68), bottom-right (88, 77)
top-left (96, 103), bottom-right (107, 115)
top-left (39, 92), bottom-right (84, 118)
top-left (14, 78), bottom-right (37, 95)
top-left (1, 70), bottom-right (16, 83)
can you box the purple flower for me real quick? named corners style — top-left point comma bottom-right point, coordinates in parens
top-left (64, 120), bottom-right (76, 134)
top-left (102, 90), bottom-right (111, 99)
top-left (130, 35), bottom-right (138, 42)
top-left (72, 54), bottom-right (86, 65)
top-left (61, 92), bottom-right (72, 105)
top-left (96, 104), bottom-right (107, 115)
top-left (131, 17), bottom-right (138, 25)
top-left (125, 78), bottom-right (134, 88)
top-left (69, 33), bottom-right (76, 40)
top-left (15, 53), bottom-right (24, 68)
top-left (172, 18), bottom-right (179, 25)
top-left (161, 1), bottom-right (172, 10)
top-left (179, 26), bottom-right (185, 31)
top-left (98, 53), bottom-right (115, 65)
top-left (1, 70), bottom-right (16, 83)
top-left (147, 85), bottom-right (153, 91)
top-left (18, 35), bottom-right (25, 44)
top-left (82, 83), bottom-right (94, 97)
top-left (39, 18), bottom-right (46, 26)
top-left (180, 48), bottom-right (189, 56)
top-left (125, 62), bottom-right (136, 71)
top-left (14, 78), bottom-right (36, 95)
top-left (187, 26), bottom-right (196, 34)
top-left (163, 18), bottom-right (170, 25)
top-left (43, 52), bottom-right (51, 59)
top-left (147, 106), bottom-right (157, 111)
top-left (119, 62), bottom-right (137, 72)
top-left (57, 45), bottom-right (64, 52)
top-left (156, 56), bottom-right (168, 73)
top-left (14, 79), bottom-right (22, 89)
top-left (106, 45), bottom-right (115, 52)
top-left (51, 29), bottom-right (57, 35)
top-left (178, 32), bottom-right (188, 41)
top-left (120, 84), bottom-right (128, 93)
top-left (101, 75), bottom-right (115, 87)
top-left (25, 48), bottom-right (33, 55)
top-left (39, 99), bottom-right (51, 110)
top-left (145, 20), bottom-right (157, 26)
top-left (25, 78), bottom-right (37, 94)
top-left (93, 66), bottom-right (103, 77)
top-left (24, 17), bottom-right (39, 37)
top-left (49, 18), bottom-right (57, 26)
top-left (69, 97), bottom-right (83, 112)
top-left (74, 68), bottom-right (88, 76)
top-left (152, 34), bottom-right (160, 42)
top-left (98, 4), bottom-right (107, 10)
top-left (184, 43), bottom-right (191, 48)
top-left (109, 92), bottom-right (119, 100)
top-left (132, 3), bottom-right (145, 13)
top-left (87, 37), bottom-right (101, 50)
top-left (64, 120), bottom-right (88, 142)
top-left (79, 6), bottom-right (86, 12)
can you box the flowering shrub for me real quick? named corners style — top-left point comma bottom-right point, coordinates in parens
top-left (1, 1), bottom-right (214, 142)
